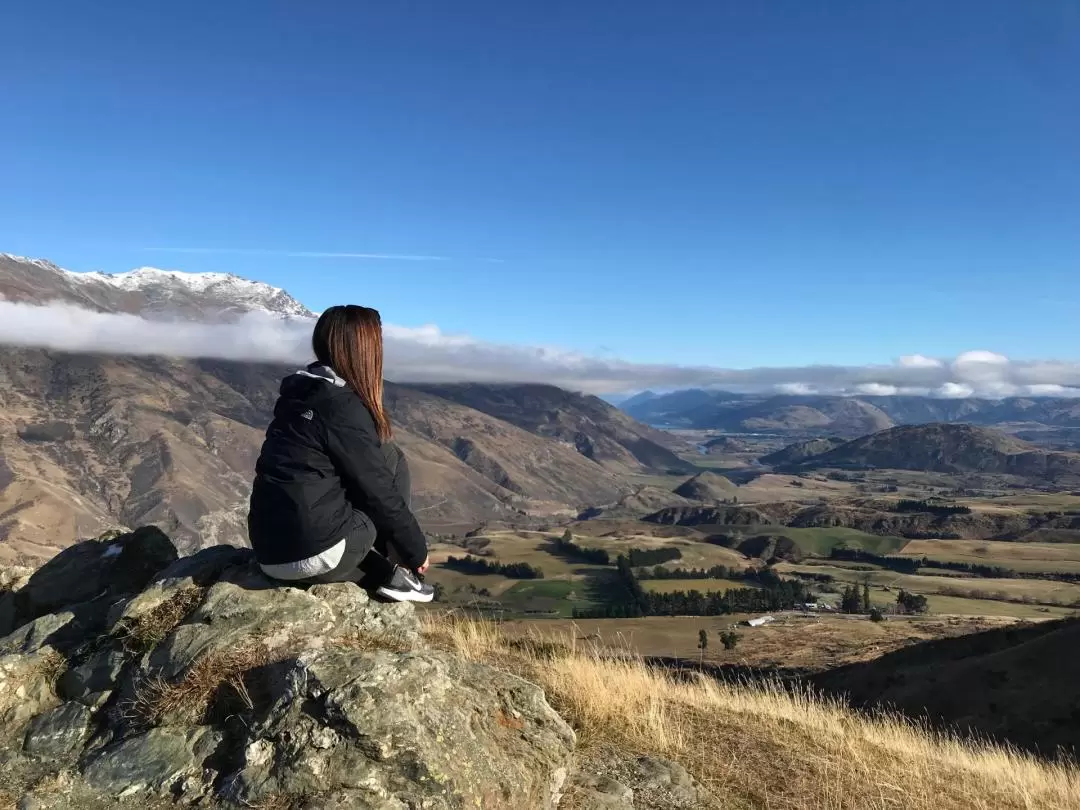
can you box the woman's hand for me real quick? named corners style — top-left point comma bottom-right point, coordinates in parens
top-left (416, 555), bottom-right (430, 575)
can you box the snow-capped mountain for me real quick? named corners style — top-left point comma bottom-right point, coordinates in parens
top-left (0, 253), bottom-right (313, 320)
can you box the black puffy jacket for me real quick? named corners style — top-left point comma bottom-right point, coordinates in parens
top-left (247, 364), bottom-right (427, 570)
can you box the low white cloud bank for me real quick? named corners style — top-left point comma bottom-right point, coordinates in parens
top-left (1, 300), bottom-right (1079, 398)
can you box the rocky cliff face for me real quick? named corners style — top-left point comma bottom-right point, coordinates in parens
top-left (0, 529), bottom-right (575, 809)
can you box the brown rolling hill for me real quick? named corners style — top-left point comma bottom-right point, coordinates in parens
top-left (0, 349), bottom-right (642, 563)
top-left (641, 500), bottom-right (1080, 541)
top-left (760, 437), bottom-right (847, 466)
top-left (735, 397), bottom-right (895, 436)
top-left (673, 470), bottom-right (739, 501)
top-left (810, 618), bottom-right (1080, 757)
top-left (410, 382), bottom-right (698, 475)
top-left (792, 423), bottom-right (1080, 486)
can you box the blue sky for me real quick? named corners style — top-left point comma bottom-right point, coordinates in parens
top-left (2, 1), bottom-right (1078, 369)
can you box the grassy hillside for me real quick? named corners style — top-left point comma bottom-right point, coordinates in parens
top-left (504, 614), bottom-right (1019, 673)
top-left (811, 618), bottom-right (1080, 760)
top-left (426, 526), bottom-right (1080, 621)
top-left (898, 539), bottom-right (1080, 574)
top-left (799, 423), bottom-right (1080, 486)
top-left (425, 614), bottom-right (1080, 810)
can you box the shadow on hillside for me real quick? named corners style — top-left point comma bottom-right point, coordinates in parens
top-left (807, 617), bottom-right (1080, 761)
top-left (644, 618), bottom-right (1080, 761)
top-left (580, 568), bottom-right (633, 606)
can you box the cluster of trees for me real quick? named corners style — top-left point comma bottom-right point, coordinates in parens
top-left (642, 579), bottom-right (814, 617)
top-left (831, 547), bottom-right (1080, 583)
top-left (830, 547), bottom-right (921, 574)
top-left (840, 582), bottom-right (928, 616)
top-left (637, 564), bottom-right (733, 581)
top-left (922, 559), bottom-right (1080, 583)
top-left (575, 552), bottom-right (815, 618)
top-left (840, 583), bottom-right (874, 614)
top-left (443, 555), bottom-right (544, 579)
top-left (896, 589), bottom-right (929, 614)
top-left (626, 547), bottom-right (682, 567)
top-left (636, 565), bottom-right (786, 589)
top-left (698, 629), bottom-right (741, 653)
top-left (616, 554), bottom-right (650, 614)
top-left (788, 570), bottom-right (835, 584)
top-left (892, 499), bottom-right (972, 517)
top-left (553, 530), bottom-right (610, 565)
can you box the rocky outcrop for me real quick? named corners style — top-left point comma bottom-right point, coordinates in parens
top-left (1, 526), bottom-right (178, 636)
top-left (571, 755), bottom-right (714, 809)
top-left (0, 529), bottom-right (576, 809)
top-left (643, 504), bottom-right (795, 528)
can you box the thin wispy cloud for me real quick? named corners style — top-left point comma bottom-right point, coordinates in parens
top-left (142, 247), bottom-right (503, 263)
top-left (1, 300), bottom-right (1079, 398)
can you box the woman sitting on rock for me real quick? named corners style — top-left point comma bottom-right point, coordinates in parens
top-left (247, 305), bottom-right (433, 602)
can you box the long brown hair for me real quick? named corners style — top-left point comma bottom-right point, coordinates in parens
top-left (312, 305), bottom-right (392, 441)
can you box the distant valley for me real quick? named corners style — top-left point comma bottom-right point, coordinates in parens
top-left (622, 388), bottom-right (1080, 446)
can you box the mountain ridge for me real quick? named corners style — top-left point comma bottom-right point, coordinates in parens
top-left (787, 423), bottom-right (1080, 486)
top-left (1, 253), bottom-right (312, 319)
top-left (624, 388), bottom-right (1080, 437)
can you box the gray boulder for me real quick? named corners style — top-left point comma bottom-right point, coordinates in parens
top-left (224, 646), bottom-right (574, 808)
top-left (631, 756), bottom-right (710, 806)
top-left (4, 526), bottom-right (178, 635)
top-left (572, 755), bottom-right (716, 809)
top-left (24, 702), bottom-right (92, 758)
top-left (82, 726), bottom-right (223, 799)
top-left (0, 612), bottom-right (74, 726)
top-left (573, 772), bottom-right (636, 809)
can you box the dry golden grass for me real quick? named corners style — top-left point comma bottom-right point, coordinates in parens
top-left (503, 614), bottom-right (1018, 672)
top-left (127, 643), bottom-right (270, 726)
top-left (424, 613), bottom-right (1080, 810)
top-left (335, 628), bottom-right (414, 655)
top-left (244, 795), bottom-right (300, 810)
top-left (116, 585), bottom-right (206, 652)
top-left (35, 648), bottom-right (68, 691)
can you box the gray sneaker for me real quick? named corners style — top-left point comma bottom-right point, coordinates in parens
top-left (376, 565), bottom-right (435, 603)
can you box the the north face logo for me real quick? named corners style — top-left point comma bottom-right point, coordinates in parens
top-left (300, 409), bottom-right (314, 421)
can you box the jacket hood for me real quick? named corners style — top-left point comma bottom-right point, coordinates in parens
top-left (279, 363), bottom-right (351, 399)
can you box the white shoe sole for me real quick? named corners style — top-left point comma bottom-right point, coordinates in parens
top-left (375, 586), bottom-right (434, 603)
